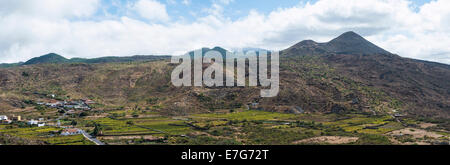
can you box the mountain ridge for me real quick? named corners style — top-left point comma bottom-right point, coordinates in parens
top-left (324, 31), bottom-right (391, 55)
top-left (0, 31), bottom-right (449, 119)
top-left (23, 53), bottom-right (68, 65)
top-left (284, 31), bottom-right (391, 56)
top-left (2, 31), bottom-right (449, 67)
top-left (19, 53), bottom-right (171, 66)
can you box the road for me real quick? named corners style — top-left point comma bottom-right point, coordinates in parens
top-left (53, 110), bottom-right (104, 145)
top-left (80, 129), bottom-right (105, 145)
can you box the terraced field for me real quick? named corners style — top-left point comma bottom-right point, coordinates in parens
top-left (0, 125), bottom-right (94, 145)
top-left (192, 110), bottom-right (296, 121)
top-left (92, 118), bottom-right (159, 136)
top-left (1, 109), bottom-right (448, 145)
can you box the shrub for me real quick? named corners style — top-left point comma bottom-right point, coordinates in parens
top-left (355, 134), bottom-right (391, 145)
top-left (79, 112), bottom-right (89, 117)
top-left (126, 121), bottom-right (135, 125)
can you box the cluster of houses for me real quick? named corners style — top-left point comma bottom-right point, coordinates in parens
top-left (60, 128), bottom-right (82, 136)
top-left (27, 118), bottom-right (46, 127)
top-left (0, 115), bottom-right (22, 124)
top-left (37, 99), bottom-right (96, 111)
top-left (1, 115), bottom-right (82, 136)
top-left (0, 115), bottom-right (46, 127)
top-left (0, 98), bottom-right (97, 138)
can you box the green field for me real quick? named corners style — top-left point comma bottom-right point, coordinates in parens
top-left (92, 118), bottom-right (159, 136)
top-left (0, 126), bottom-right (94, 145)
top-left (2, 109), bottom-right (448, 145)
top-left (193, 110), bottom-right (296, 121)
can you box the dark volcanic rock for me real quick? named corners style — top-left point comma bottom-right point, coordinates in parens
top-left (323, 31), bottom-right (391, 55)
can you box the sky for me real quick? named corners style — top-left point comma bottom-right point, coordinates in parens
top-left (0, 0), bottom-right (449, 64)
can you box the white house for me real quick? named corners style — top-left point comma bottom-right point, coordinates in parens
top-left (27, 119), bottom-right (38, 125)
top-left (61, 128), bottom-right (82, 136)
top-left (37, 123), bottom-right (46, 127)
top-left (46, 100), bottom-right (64, 108)
top-left (75, 105), bottom-right (91, 110)
top-left (0, 115), bottom-right (8, 120)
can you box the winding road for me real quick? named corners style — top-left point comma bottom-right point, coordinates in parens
top-left (80, 129), bottom-right (105, 145)
top-left (54, 111), bottom-right (105, 145)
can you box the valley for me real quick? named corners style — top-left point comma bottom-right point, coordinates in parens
top-left (0, 32), bottom-right (449, 145)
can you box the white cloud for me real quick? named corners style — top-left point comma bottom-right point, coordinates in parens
top-left (132, 0), bottom-right (170, 22)
top-left (0, 0), bottom-right (450, 64)
top-left (0, 0), bottom-right (100, 19)
top-left (166, 0), bottom-right (177, 5)
top-left (181, 0), bottom-right (191, 6)
top-left (216, 0), bottom-right (234, 5)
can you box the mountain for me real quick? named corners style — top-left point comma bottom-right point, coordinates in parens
top-left (281, 31), bottom-right (449, 118)
top-left (0, 31), bottom-right (449, 119)
top-left (0, 62), bottom-right (23, 68)
top-left (324, 31), bottom-right (390, 55)
top-left (232, 47), bottom-right (271, 54)
top-left (69, 55), bottom-right (170, 64)
top-left (188, 47), bottom-right (230, 57)
top-left (20, 53), bottom-right (170, 66)
top-left (284, 31), bottom-right (390, 56)
top-left (23, 53), bottom-right (68, 65)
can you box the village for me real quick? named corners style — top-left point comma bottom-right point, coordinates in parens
top-left (0, 97), bottom-right (96, 136)
top-left (37, 97), bottom-right (96, 110)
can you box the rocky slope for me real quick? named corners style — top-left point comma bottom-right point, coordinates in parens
top-left (0, 32), bottom-right (449, 119)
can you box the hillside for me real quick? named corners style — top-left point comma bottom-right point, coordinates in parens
top-left (280, 32), bottom-right (449, 118)
top-left (283, 31), bottom-right (390, 56)
top-left (0, 62), bottom-right (23, 68)
top-left (69, 55), bottom-right (170, 64)
top-left (19, 53), bottom-right (171, 66)
top-left (23, 53), bottom-right (68, 65)
top-left (324, 31), bottom-right (391, 55)
top-left (0, 32), bottom-right (449, 119)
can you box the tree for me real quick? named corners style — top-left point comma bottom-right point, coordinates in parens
top-left (35, 105), bottom-right (46, 111)
top-left (92, 123), bottom-right (103, 136)
top-left (21, 72), bottom-right (29, 77)
top-left (79, 112), bottom-right (89, 117)
top-left (132, 111), bottom-right (139, 118)
top-left (126, 121), bottom-right (135, 126)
